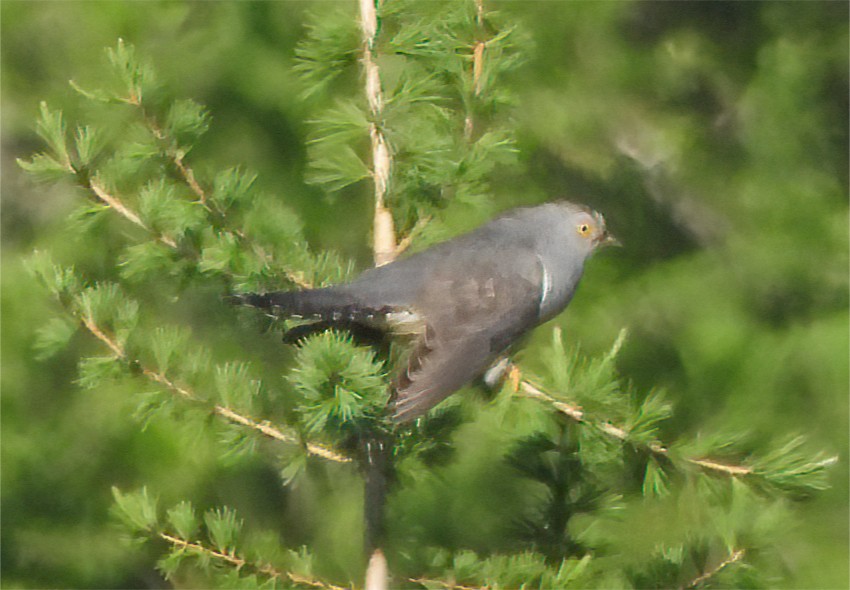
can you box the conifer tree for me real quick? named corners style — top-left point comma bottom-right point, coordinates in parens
top-left (17, 2), bottom-right (838, 588)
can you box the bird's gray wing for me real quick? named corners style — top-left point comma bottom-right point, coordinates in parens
top-left (391, 249), bottom-right (543, 422)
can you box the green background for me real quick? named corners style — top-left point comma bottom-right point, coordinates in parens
top-left (2, 1), bottom-right (847, 588)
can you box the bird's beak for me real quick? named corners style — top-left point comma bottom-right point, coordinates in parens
top-left (593, 211), bottom-right (620, 248)
top-left (598, 232), bottom-right (621, 248)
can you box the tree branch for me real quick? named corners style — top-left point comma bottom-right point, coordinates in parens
top-left (357, 5), bottom-right (394, 589)
top-left (159, 532), bottom-right (348, 590)
top-left (359, 0), bottom-right (397, 266)
top-left (88, 159), bottom-right (315, 290)
top-left (109, 86), bottom-right (320, 289)
top-left (516, 380), bottom-right (754, 478)
top-left (79, 314), bottom-right (350, 463)
top-left (123, 93), bottom-right (211, 209)
top-left (365, 548), bottom-right (388, 590)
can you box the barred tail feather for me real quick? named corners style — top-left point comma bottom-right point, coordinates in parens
top-left (227, 289), bottom-right (396, 324)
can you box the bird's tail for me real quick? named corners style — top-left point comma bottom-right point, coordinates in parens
top-left (227, 288), bottom-right (394, 324)
top-left (226, 289), bottom-right (350, 319)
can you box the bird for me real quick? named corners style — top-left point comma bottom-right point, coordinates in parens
top-left (230, 201), bottom-right (617, 423)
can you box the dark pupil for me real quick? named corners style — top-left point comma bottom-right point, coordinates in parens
top-left (581, 224), bottom-right (588, 232)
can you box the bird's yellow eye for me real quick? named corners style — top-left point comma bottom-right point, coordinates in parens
top-left (577, 223), bottom-right (591, 237)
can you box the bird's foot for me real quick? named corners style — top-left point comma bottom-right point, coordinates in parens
top-left (482, 357), bottom-right (522, 392)
top-left (506, 363), bottom-right (522, 393)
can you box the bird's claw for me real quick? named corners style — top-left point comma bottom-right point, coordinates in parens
top-left (506, 363), bottom-right (522, 393)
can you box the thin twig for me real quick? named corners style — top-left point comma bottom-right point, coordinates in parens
top-left (472, 42), bottom-right (485, 97)
top-left (89, 178), bottom-right (181, 249)
top-left (81, 315), bottom-right (126, 358)
top-left (464, 0), bottom-right (487, 140)
top-left (125, 94), bottom-right (211, 209)
top-left (687, 458), bottom-right (752, 476)
top-left (172, 151), bottom-right (208, 206)
top-left (160, 532), bottom-right (246, 569)
top-left (518, 380), bottom-right (584, 422)
top-left (393, 215), bottom-right (432, 257)
top-left (88, 178), bottom-right (178, 248)
top-left (79, 315), bottom-right (350, 463)
top-left (516, 380), bottom-right (753, 477)
top-left (683, 548), bottom-right (745, 589)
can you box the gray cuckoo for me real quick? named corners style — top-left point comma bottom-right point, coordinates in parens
top-left (231, 201), bottom-right (616, 422)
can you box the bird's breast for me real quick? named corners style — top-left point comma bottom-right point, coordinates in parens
top-left (536, 261), bottom-right (585, 322)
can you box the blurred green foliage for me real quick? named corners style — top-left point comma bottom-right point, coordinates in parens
top-left (2, 1), bottom-right (847, 588)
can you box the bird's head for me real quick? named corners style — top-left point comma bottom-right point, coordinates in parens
top-left (561, 203), bottom-right (620, 253)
